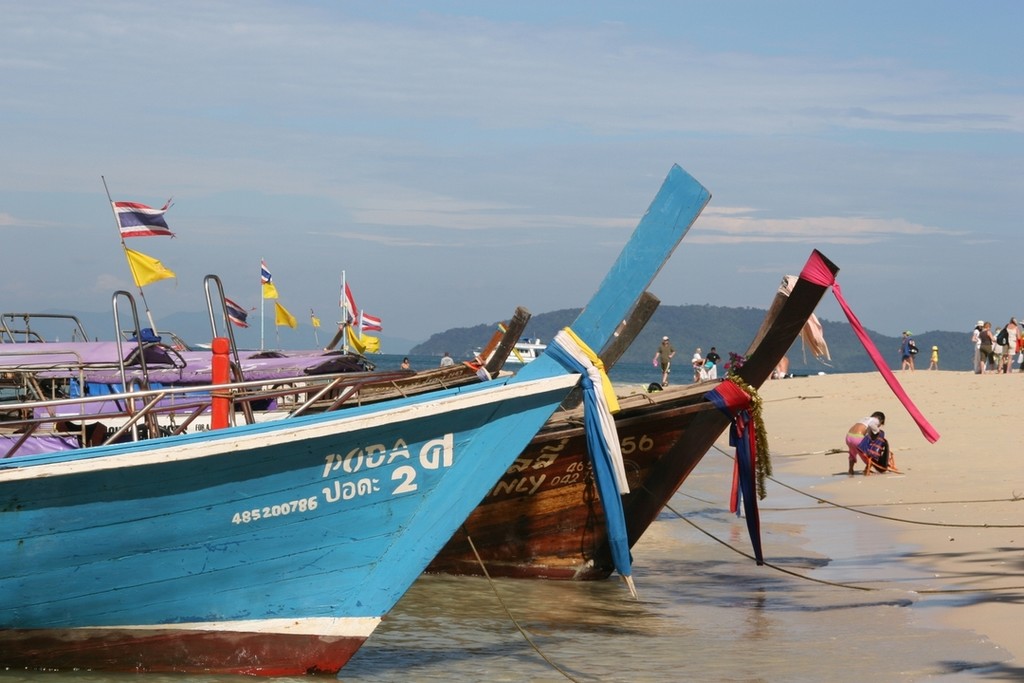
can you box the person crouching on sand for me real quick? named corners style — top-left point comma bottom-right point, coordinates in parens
top-left (846, 411), bottom-right (885, 476)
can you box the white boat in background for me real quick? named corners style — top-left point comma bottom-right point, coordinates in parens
top-left (508, 338), bottom-right (546, 364)
top-left (470, 337), bottom-right (545, 365)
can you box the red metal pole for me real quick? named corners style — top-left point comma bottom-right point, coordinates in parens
top-left (211, 337), bottom-right (230, 429)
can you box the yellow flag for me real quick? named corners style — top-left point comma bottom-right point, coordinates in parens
top-left (360, 333), bottom-right (381, 353)
top-left (345, 325), bottom-right (366, 353)
top-left (311, 315), bottom-right (321, 328)
top-left (274, 301), bottom-right (297, 328)
top-left (262, 282), bottom-right (279, 300)
top-left (124, 247), bottom-right (176, 287)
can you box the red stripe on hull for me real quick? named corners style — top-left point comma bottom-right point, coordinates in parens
top-left (0, 628), bottom-right (365, 676)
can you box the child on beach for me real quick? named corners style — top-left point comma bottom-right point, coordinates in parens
top-left (846, 411), bottom-right (885, 476)
top-left (929, 345), bottom-right (939, 370)
top-left (861, 431), bottom-right (895, 474)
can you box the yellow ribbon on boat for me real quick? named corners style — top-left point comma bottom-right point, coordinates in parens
top-left (561, 327), bottom-right (620, 414)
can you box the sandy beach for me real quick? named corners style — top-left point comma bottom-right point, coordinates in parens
top-left (753, 369), bottom-right (1023, 675)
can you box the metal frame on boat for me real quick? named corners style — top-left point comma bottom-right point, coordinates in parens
top-left (0, 299), bottom-right (532, 446)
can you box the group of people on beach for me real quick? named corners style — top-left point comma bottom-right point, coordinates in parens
top-left (971, 318), bottom-right (1022, 374)
top-left (651, 337), bottom-right (720, 387)
top-left (690, 346), bottom-right (720, 382)
top-left (897, 331), bottom-right (939, 371)
top-left (900, 320), bottom-right (1024, 374)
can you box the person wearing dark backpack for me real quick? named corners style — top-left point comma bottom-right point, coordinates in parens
top-left (998, 318), bottom-right (1018, 373)
top-left (899, 331), bottom-right (916, 371)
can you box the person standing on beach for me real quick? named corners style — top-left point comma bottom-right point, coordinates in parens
top-left (1018, 332), bottom-right (1024, 373)
top-left (971, 320), bottom-right (983, 373)
top-left (978, 322), bottom-right (996, 374)
top-left (929, 345), bottom-right (939, 370)
top-left (705, 347), bottom-right (721, 380)
top-left (899, 331), bottom-right (916, 371)
top-left (652, 336), bottom-right (675, 386)
top-left (846, 411), bottom-right (885, 476)
top-left (691, 347), bottom-right (705, 382)
top-left (998, 318), bottom-right (1018, 373)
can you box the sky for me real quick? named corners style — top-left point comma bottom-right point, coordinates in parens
top-left (2, 1), bottom-right (1021, 348)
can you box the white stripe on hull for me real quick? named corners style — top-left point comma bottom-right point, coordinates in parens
top-left (0, 374), bottom-right (577, 482)
top-left (71, 616), bottom-right (381, 638)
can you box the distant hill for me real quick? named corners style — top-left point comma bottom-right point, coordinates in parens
top-left (37, 305), bottom-right (970, 373)
top-left (411, 304), bottom-right (971, 373)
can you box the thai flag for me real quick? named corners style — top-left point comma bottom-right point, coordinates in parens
top-left (341, 282), bottom-right (357, 324)
top-left (360, 311), bottom-right (382, 332)
top-left (113, 200), bottom-right (174, 238)
top-left (225, 298), bottom-right (250, 328)
top-left (260, 260), bottom-right (273, 284)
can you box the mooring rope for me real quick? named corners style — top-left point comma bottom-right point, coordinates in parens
top-left (710, 443), bottom-right (1024, 529)
top-left (661, 497), bottom-right (1024, 595)
top-left (655, 446), bottom-right (1024, 595)
top-left (465, 531), bottom-right (582, 683)
top-left (458, 430), bottom-right (1022, 681)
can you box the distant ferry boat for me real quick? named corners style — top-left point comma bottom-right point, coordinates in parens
top-left (508, 338), bottom-right (546, 364)
top-left (469, 337), bottom-right (546, 365)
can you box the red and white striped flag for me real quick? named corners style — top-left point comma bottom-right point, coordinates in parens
top-left (360, 310), bottom-right (382, 332)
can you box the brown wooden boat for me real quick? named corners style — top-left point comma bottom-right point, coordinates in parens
top-left (427, 249), bottom-right (838, 580)
top-left (311, 306), bottom-right (533, 410)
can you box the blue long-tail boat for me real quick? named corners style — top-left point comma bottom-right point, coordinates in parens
top-left (0, 164), bottom-right (710, 675)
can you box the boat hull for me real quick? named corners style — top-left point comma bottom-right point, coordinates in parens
top-left (428, 384), bottom-right (715, 579)
top-left (1, 625), bottom-right (368, 676)
top-left (0, 376), bottom-right (577, 674)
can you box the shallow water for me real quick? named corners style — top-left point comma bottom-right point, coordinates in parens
top-left (334, 454), bottom-right (1011, 682)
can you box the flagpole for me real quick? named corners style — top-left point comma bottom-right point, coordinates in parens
top-left (310, 309), bottom-right (320, 347)
top-left (103, 176), bottom-right (158, 334)
top-left (259, 257), bottom-right (265, 351)
top-left (341, 271), bottom-right (349, 354)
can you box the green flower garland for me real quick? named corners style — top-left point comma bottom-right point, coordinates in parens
top-left (724, 374), bottom-right (772, 500)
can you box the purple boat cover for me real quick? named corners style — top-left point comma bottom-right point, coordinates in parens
top-left (1, 434), bottom-right (78, 459)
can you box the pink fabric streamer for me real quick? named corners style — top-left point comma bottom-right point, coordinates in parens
top-left (800, 251), bottom-right (940, 444)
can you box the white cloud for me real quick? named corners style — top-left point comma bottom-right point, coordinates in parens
top-left (691, 208), bottom-right (967, 245)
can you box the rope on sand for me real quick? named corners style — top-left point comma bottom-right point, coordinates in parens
top-left (709, 444), bottom-right (1024, 529)
top-left (656, 448), bottom-right (1024, 595)
top-left (762, 394), bottom-right (825, 402)
top-left (662, 498), bottom-right (1024, 595)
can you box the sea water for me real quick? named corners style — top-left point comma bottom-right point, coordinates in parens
top-left (1, 451), bottom-right (1008, 683)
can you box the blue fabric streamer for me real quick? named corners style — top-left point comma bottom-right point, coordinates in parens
top-left (708, 388), bottom-right (764, 565)
top-left (545, 338), bottom-right (633, 582)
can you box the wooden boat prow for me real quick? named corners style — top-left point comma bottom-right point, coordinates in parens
top-left (428, 250), bottom-right (839, 580)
